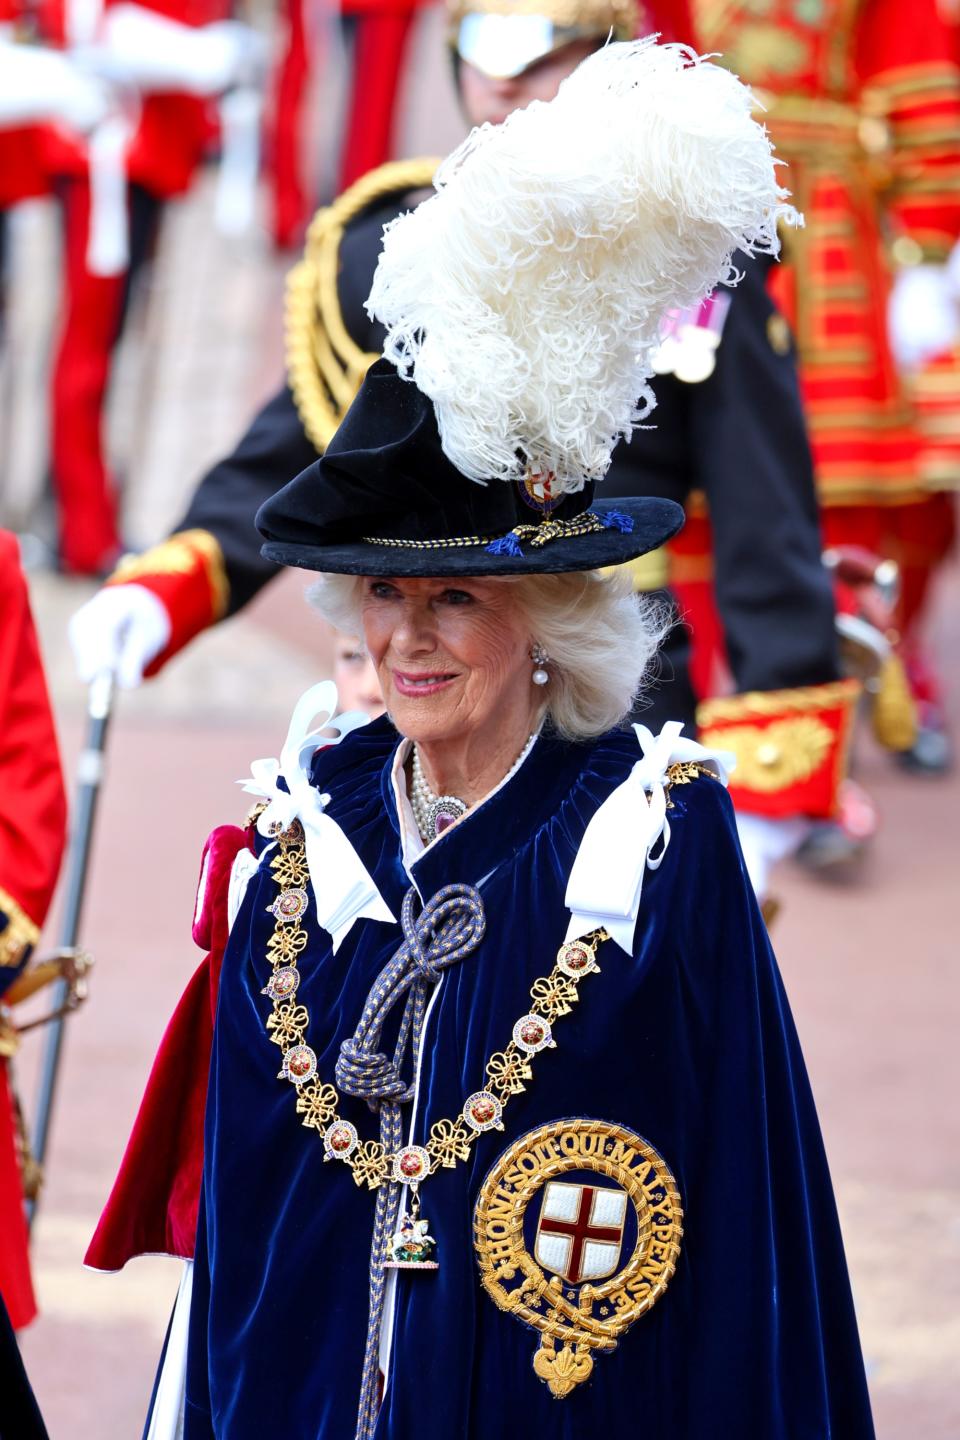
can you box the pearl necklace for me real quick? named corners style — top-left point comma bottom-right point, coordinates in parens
top-left (409, 731), bottom-right (539, 843)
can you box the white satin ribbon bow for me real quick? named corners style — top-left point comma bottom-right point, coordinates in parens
top-left (564, 721), bottom-right (737, 955)
top-left (239, 681), bottom-right (396, 951)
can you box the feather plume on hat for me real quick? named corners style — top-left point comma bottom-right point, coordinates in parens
top-left (366, 38), bottom-right (799, 495)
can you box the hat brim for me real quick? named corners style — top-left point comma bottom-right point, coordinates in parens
top-left (260, 497), bottom-right (684, 578)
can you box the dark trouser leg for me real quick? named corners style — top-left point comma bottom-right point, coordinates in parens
top-left (50, 179), bottom-right (162, 575)
top-left (338, 10), bottom-right (418, 191)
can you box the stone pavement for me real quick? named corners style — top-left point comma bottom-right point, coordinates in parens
top-left (4, 23), bottom-right (960, 1432)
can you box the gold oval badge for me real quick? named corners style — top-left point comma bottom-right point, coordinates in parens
top-left (474, 1118), bottom-right (682, 1397)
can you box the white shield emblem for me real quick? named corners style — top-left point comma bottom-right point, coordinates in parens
top-left (534, 1180), bottom-right (628, 1284)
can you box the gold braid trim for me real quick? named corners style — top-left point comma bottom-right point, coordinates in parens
top-left (697, 682), bottom-right (860, 796)
top-left (5, 957), bottom-right (70, 1006)
top-left (363, 511), bottom-right (610, 552)
top-left (108, 529), bottom-right (230, 621)
top-left (861, 63), bottom-right (960, 103)
top-left (699, 716), bottom-right (835, 793)
top-left (696, 678), bottom-right (859, 728)
top-left (285, 159), bottom-right (441, 454)
top-left (0, 886), bottom-right (40, 969)
top-left (0, 1013), bottom-right (19, 1059)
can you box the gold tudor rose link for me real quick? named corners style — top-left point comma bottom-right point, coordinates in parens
top-left (258, 817), bottom-right (609, 1193)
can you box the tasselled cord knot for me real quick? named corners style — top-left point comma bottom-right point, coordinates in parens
top-left (335, 883), bottom-right (486, 1108)
top-left (345, 881), bottom-right (485, 1440)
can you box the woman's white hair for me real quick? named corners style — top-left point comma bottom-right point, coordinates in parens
top-left (309, 569), bottom-right (668, 741)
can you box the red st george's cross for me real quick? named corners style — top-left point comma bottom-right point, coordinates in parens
top-left (535, 1183), bottom-right (626, 1284)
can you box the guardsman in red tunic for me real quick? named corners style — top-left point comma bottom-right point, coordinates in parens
top-left (0, 532), bottom-right (68, 1335)
top-left (0, 0), bottom-right (111, 211)
top-left (677, 0), bottom-right (960, 770)
top-left (890, 0), bottom-right (960, 766)
top-left (0, 2), bottom-right (54, 215)
top-left (34, 0), bottom-right (262, 576)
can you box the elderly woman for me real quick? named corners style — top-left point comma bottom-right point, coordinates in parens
top-left (88, 40), bottom-right (874, 1440)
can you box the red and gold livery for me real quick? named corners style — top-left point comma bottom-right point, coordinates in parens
top-left (106, 529), bottom-right (230, 676)
top-left (697, 678), bottom-right (860, 819)
top-left (692, 0), bottom-right (960, 507)
top-left (0, 532), bottom-right (67, 1330)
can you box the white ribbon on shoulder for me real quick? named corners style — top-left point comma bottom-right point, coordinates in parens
top-left (239, 681), bottom-right (396, 952)
top-left (564, 721), bottom-right (737, 955)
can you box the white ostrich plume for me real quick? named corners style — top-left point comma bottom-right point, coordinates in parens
top-left (365, 37), bottom-right (798, 493)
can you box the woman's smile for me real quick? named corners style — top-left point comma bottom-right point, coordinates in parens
top-left (391, 669), bottom-right (460, 697)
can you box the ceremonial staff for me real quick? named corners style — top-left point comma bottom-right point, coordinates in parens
top-left (28, 669), bottom-right (113, 1228)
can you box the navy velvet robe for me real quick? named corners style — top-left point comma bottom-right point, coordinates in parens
top-left (183, 717), bottom-right (874, 1438)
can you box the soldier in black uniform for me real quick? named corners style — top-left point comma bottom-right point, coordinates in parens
top-left (69, 1), bottom-right (854, 894)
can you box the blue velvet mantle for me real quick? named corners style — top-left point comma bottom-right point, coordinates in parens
top-left (183, 717), bottom-right (874, 1439)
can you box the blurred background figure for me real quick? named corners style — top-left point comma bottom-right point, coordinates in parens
top-left (1, 0), bottom-right (450, 570)
top-left (267, 0), bottom-right (435, 249)
top-left (0, 532), bottom-right (65, 1440)
top-left (68, 0), bottom-right (867, 904)
top-left (38, 1), bottom-right (265, 577)
top-left (1, 0), bottom-right (267, 576)
top-left (680, 0), bottom-right (960, 774)
top-left (330, 631), bottom-right (385, 718)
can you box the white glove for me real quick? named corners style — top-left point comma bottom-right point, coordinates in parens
top-left (735, 813), bottom-right (812, 901)
top-left (214, 84), bottom-right (262, 236)
top-left (887, 264), bottom-right (958, 371)
top-left (69, 585), bottom-right (172, 690)
top-left (0, 41), bottom-right (111, 131)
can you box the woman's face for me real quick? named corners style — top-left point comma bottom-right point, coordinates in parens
top-left (360, 576), bottom-right (535, 746)
top-left (333, 634), bottom-right (385, 719)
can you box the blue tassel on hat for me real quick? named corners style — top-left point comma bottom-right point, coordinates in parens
top-left (485, 532), bottom-right (525, 557)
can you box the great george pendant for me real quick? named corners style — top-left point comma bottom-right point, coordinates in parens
top-left (384, 1184), bottom-right (439, 1272)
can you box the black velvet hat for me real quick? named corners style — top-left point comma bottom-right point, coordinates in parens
top-left (258, 361), bottom-right (684, 577)
top-left (256, 37), bottom-right (792, 578)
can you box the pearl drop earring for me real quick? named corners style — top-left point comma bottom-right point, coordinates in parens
top-left (531, 644), bottom-right (550, 686)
